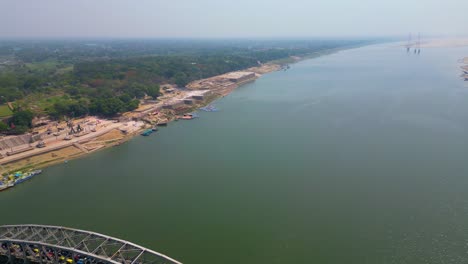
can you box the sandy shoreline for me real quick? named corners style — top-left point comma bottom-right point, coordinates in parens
top-left (0, 63), bottom-right (282, 174)
top-left (0, 124), bottom-right (140, 173)
top-left (0, 46), bottom-right (351, 176)
top-left (420, 38), bottom-right (468, 48)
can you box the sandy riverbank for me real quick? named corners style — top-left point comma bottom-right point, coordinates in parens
top-left (0, 63), bottom-right (282, 175)
top-left (1, 146), bottom-right (83, 172)
top-left (420, 38), bottom-right (468, 48)
top-left (0, 46), bottom-right (366, 176)
top-left (0, 127), bottom-right (139, 173)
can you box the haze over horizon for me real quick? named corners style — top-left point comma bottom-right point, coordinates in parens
top-left (1, 0), bottom-right (467, 39)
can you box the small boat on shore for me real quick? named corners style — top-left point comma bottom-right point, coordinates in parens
top-left (141, 129), bottom-right (153, 136)
top-left (151, 126), bottom-right (158, 131)
top-left (179, 113), bottom-right (199, 120)
top-left (179, 115), bottom-right (192, 120)
top-left (157, 120), bottom-right (168, 126)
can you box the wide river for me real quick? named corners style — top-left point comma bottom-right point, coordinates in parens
top-left (3, 43), bottom-right (468, 264)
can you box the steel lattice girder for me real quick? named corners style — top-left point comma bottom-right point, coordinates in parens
top-left (0, 225), bottom-right (182, 264)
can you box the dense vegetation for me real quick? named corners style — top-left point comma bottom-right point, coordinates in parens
top-left (0, 39), bottom-right (374, 126)
top-left (0, 109), bottom-right (34, 134)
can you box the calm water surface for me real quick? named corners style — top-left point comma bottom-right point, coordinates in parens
top-left (3, 44), bottom-right (468, 264)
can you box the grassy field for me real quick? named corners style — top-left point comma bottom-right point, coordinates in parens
top-left (0, 104), bottom-right (13, 118)
top-left (34, 94), bottom-right (69, 110)
top-left (14, 92), bottom-right (70, 114)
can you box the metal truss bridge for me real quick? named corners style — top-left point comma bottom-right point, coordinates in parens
top-left (0, 225), bottom-right (182, 264)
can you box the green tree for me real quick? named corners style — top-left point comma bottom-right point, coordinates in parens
top-left (125, 99), bottom-right (139, 111)
top-left (10, 110), bottom-right (34, 128)
top-left (68, 102), bottom-right (89, 117)
top-left (146, 85), bottom-right (160, 99)
top-left (119, 94), bottom-right (132, 103)
top-left (0, 122), bottom-right (8, 132)
top-left (103, 98), bottom-right (125, 116)
top-left (90, 98), bottom-right (125, 117)
top-left (174, 72), bottom-right (188, 87)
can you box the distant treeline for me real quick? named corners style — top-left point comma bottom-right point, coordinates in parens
top-left (0, 39), bottom-right (372, 120)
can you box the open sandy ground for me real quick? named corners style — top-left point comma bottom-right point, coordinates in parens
top-left (420, 38), bottom-right (468, 48)
top-left (1, 146), bottom-right (82, 173)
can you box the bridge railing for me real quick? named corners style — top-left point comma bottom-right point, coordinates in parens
top-left (0, 225), bottom-right (182, 264)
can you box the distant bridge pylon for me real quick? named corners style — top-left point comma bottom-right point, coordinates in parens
top-left (0, 224), bottom-right (182, 264)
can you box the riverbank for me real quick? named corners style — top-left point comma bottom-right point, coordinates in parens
top-left (0, 120), bottom-right (144, 175)
top-left (0, 129), bottom-right (130, 173)
top-left (0, 46), bottom-right (353, 181)
top-left (0, 63), bottom-right (281, 176)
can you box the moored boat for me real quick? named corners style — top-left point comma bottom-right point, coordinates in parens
top-left (157, 120), bottom-right (168, 126)
top-left (141, 129), bottom-right (153, 136)
top-left (179, 113), bottom-right (199, 120)
top-left (179, 115), bottom-right (193, 120)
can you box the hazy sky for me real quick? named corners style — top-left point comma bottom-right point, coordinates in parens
top-left (1, 0), bottom-right (467, 38)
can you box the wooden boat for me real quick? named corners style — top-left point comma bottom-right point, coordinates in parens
top-left (179, 113), bottom-right (199, 120)
top-left (141, 129), bottom-right (153, 136)
top-left (157, 120), bottom-right (168, 126)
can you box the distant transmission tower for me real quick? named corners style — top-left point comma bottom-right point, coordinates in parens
top-left (417, 33), bottom-right (421, 54)
top-left (406, 33), bottom-right (412, 53)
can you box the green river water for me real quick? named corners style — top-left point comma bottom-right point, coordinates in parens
top-left (2, 43), bottom-right (468, 264)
